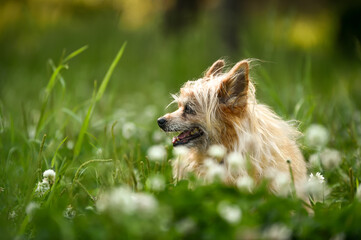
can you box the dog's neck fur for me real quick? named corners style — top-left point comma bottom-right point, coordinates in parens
top-left (174, 81), bottom-right (306, 190)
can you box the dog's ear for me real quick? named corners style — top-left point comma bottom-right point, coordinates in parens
top-left (205, 60), bottom-right (225, 77)
top-left (218, 60), bottom-right (249, 107)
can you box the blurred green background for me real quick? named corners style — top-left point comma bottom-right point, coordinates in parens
top-left (1, 0), bottom-right (360, 121)
top-left (1, 1), bottom-right (361, 239)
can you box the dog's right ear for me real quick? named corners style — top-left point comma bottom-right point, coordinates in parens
top-left (205, 60), bottom-right (225, 77)
top-left (218, 60), bottom-right (249, 108)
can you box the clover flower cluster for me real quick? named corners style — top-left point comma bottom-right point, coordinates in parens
top-left (262, 223), bottom-right (292, 240)
top-left (147, 145), bottom-right (167, 162)
top-left (303, 172), bottom-right (328, 202)
top-left (35, 169), bottom-right (56, 197)
top-left (217, 201), bottom-right (242, 224)
top-left (305, 123), bottom-right (342, 170)
top-left (146, 174), bottom-right (166, 192)
top-left (96, 186), bottom-right (158, 217)
top-left (304, 124), bottom-right (329, 149)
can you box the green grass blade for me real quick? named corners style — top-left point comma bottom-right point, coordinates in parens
top-left (62, 108), bottom-right (82, 124)
top-left (63, 45), bottom-right (88, 63)
top-left (45, 64), bottom-right (66, 95)
top-left (37, 134), bottom-right (47, 180)
top-left (49, 59), bottom-right (66, 91)
top-left (51, 137), bottom-right (68, 168)
top-left (73, 79), bottom-right (97, 160)
top-left (96, 42), bottom-right (127, 101)
top-left (36, 47), bottom-right (87, 138)
top-left (73, 101), bottom-right (95, 160)
top-left (73, 43), bottom-right (126, 160)
top-left (36, 63), bottom-right (64, 136)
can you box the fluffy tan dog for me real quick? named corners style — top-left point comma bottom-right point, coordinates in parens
top-left (157, 59), bottom-right (307, 195)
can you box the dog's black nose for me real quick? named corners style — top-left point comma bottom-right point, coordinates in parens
top-left (157, 118), bottom-right (167, 128)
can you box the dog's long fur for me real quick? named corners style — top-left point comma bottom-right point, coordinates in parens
top-left (158, 59), bottom-right (307, 195)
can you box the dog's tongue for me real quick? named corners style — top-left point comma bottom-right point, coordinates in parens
top-left (172, 130), bottom-right (192, 144)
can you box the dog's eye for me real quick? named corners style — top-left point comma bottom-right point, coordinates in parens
top-left (184, 104), bottom-right (196, 115)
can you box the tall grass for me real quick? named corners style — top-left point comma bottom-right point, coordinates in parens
top-left (73, 43), bottom-right (127, 160)
top-left (0, 12), bottom-right (361, 240)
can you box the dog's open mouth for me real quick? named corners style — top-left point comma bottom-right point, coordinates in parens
top-left (172, 127), bottom-right (203, 146)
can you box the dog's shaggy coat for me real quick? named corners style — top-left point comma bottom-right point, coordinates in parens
top-left (158, 59), bottom-right (307, 195)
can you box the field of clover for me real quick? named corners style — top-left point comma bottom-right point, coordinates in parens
top-left (1, 42), bottom-right (360, 239)
top-left (1, 9), bottom-right (361, 238)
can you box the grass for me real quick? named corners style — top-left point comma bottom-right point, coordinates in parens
top-left (1, 9), bottom-right (361, 240)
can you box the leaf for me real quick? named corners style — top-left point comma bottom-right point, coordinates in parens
top-left (51, 137), bottom-right (68, 168)
top-left (63, 45), bottom-right (88, 63)
top-left (96, 42), bottom-right (127, 101)
top-left (73, 43), bottom-right (126, 160)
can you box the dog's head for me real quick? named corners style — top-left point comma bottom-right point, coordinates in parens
top-left (158, 59), bottom-right (251, 150)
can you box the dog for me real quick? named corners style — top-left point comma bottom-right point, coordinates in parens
top-left (157, 59), bottom-right (307, 196)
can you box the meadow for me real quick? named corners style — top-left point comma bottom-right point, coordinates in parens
top-left (1, 5), bottom-right (361, 239)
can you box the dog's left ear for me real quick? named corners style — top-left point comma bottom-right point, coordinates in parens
top-left (205, 59), bottom-right (225, 77)
top-left (218, 60), bottom-right (249, 107)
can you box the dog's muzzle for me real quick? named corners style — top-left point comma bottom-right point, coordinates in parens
top-left (157, 117), bottom-right (167, 130)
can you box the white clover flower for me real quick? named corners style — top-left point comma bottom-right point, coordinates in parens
top-left (133, 169), bottom-right (144, 191)
top-left (204, 158), bottom-right (226, 182)
top-left (85, 206), bottom-right (94, 211)
top-left (236, 175), bottom-right (254, 192)
top-left (26, 202), bottom-right (39, 216)
top-left (8, 210), bottom-right (17, 220)
top-left (66, 140), bottom-right (74, 150)
top-left (226, 152), bottom-right (246, 172)
top-left (108, 187), bottom-right (136, 214)
top-left (43, 169), bottom-right (56, 184)
top-left (308, 153), bottom-right (321, 169)
top-left (122, 122), bottom-right (137, 139)
top-left (97, 187), bottom-right (135, 214)
top-left (217, 201), bottom-right (242, 224)
top-left (28, 125), bottom-right (36, 139)
top-left (355, 185), bottom-right (361, 201)
top-left (303, 172), bottom-right (327, 202)
top-left (35, 179), bottom-right (50, 196)
top-left (55, 130), bottom-right (63, 140)
top-left (152, 131), bottom-right (164, 143)
top-left (131, 192), bottom-right (158, 215)
top-left (96, 186), bottom-right (158, 216)
top-left (304, 124), bottom-right (329, 148)
top-left (146, 174), bottom-right (166, 192)
top-left (265, 169), bottom-right (291, 196)
top-left (144, 105), bottom-right (158, 120)
top-left (96, 148), bottom-right (103, 158)
top-left (262, 223), bottom-right (292, 240)
top-left (320, 148), bottom-right (342, 169)
top-left (63, 205), bottom-right (76, 220)
top-left (147, 145), bottom-right (167, 162)
top-left (173, 146), bottom-right (190, 157)
top-left (274, 172), bottom-right (291, 197)
top-left (208, 144), bottom-right (227, 159)
top-left (175, 217), bottom-right (197, 235)
top-left (309, 172), bottom-right (325, 183)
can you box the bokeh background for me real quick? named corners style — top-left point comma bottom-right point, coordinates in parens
top-left (1, 1), bottom-right (361, 239)
top-left (1, 0), bottom-right (360, 119)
